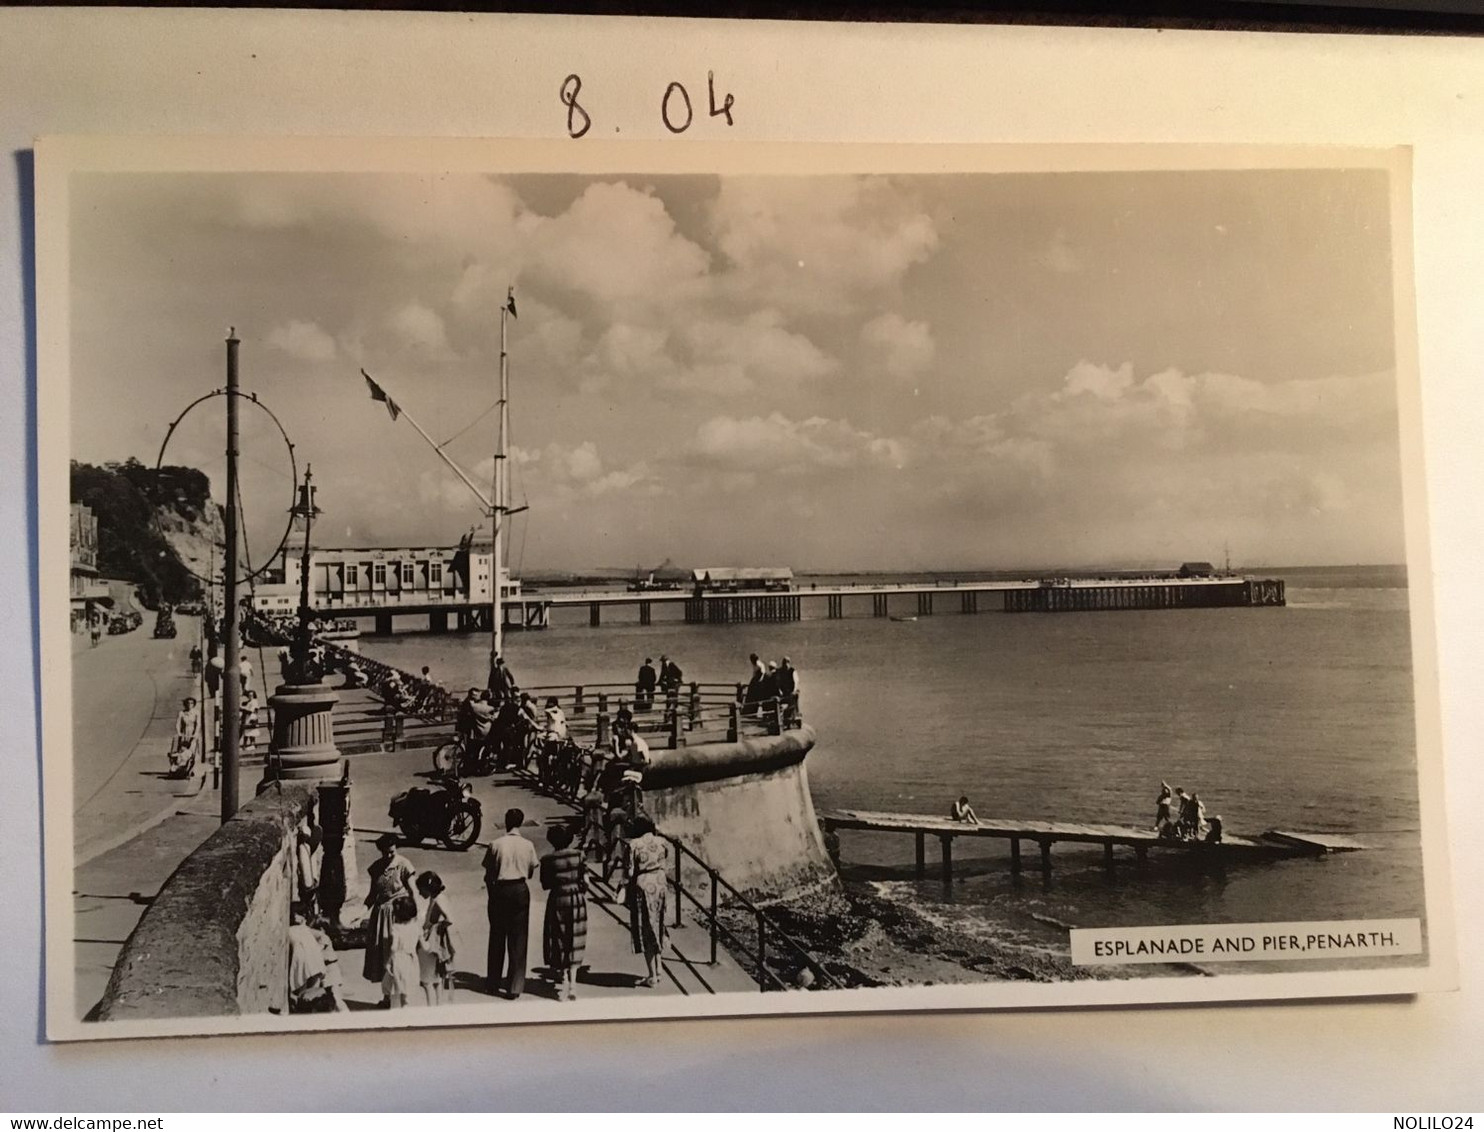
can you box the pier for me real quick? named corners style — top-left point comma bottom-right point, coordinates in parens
top-left (820, 809), bottom-right (1361, 883)
top-left (283, 573), bottom-right (1287, 634)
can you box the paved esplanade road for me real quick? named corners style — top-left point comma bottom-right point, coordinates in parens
top-left (70, 622), bottom-right (213, 863)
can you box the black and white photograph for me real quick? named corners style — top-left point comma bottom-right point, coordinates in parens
top-left (38, 138), bottom-right (1455, 1040)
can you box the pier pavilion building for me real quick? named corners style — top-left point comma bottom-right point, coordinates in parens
top-left (250, 543), bottom-right (524, 634)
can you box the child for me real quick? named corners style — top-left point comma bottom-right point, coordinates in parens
top-left (951, 796), bottom-right (979, 824)
top-left (383, 895), bottom-right (421, 1009)
top-left (416, 872), bottom-right (455, 1007)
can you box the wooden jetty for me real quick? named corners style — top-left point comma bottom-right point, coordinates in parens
top-left (820, 809), bottom-right (1363, 882)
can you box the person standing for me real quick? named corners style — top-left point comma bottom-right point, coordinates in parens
top-left (416, 871), bottom-right (456, 1007)
top-left (540, 825), bottom-right (589, 1002)
top-left (744, 653), bottom-right (765, 718)
top-left (382, 895), bottom-right (422, 1009)
top-left (635, 657), bottom-right (657, 711)
top-left (238, 651), bottom-right (254, 695)
top-left (625, 816), bottom-right (670, 988)
top-left (482, 807), bottom-right (538, 999)
top-left (362, 833), bottom-right (416, 998)
top-left (295, 808), bottom-right (323, 917)
top-left (1154, 782), bottom-right (1174, 834)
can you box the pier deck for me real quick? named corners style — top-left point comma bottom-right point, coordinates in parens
top-left (821, 808), bottom-right (1361, 882)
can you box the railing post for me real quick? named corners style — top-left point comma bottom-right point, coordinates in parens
top-left (708, 869), bottom-right (719, 965)
top-left (596, 712), bottom-right (610, 749)
top-left (768, 701), bottom-right (783, 736)
top-left (688, 682), bottom-right (700, 729)
top-left (727, 702), bottom-right (739, 744)
top-left (381, 712), bottom-right (396, 750)
top-left (735, 682), bottom-right (745, 704)
top-left (597, 692), bottom-right (608, 716)
top-left (669, 710), bottom-right (681, 750)
top-left (574, 685), bottom-right (585, 715)
top-left (756, 910), bottom-right (767, 991)
top-left (674, 845), bottom-right (684, 927)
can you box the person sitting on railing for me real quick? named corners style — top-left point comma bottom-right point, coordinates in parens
top-left (635, 658), bottom-right (657, 711)
top-left (775, 657), bottom-right (800, 726)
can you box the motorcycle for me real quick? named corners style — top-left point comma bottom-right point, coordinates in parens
top-left (389, 777), bottom-right (483, 850)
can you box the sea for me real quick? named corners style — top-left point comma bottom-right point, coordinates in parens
top-left (355, 564), bottom-right (1429, 975)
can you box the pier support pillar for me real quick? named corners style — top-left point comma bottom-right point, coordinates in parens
top-left (827, 594), bottom-right (843, 619)
top-left (1103, 841), bottom-right (1116, 873)
top-left (589, 602), bottom-right (601, 628)
top-left (373, 612), bottom-right (392, 636)
top-left (1135, 845), bottom-right (1148, 869)
top-left (915, 832), bottom-right (926, 879)
top-left (873, 594), bottom-right (888, 618)
top-left (428, 610), bottom-right (449, 634)
top-left (639, 601), bottom-right (651, 626)
top-left (1010, 837), bottom-right (1022, 875)
top-left (939, 835), bottom-right (953, 885)
top-left (1039, 840), bottom-right (1053, 882)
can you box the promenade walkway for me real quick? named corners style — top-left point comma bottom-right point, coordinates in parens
top-left (335, 745), bottom-right (759, 1006)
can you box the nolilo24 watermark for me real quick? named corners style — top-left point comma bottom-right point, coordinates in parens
top-left (1392, 1119), bottom-right (1474, 1129)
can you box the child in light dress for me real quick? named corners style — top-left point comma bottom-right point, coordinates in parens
top-left (415, 871), bottom-right (456, 1007)
top-left (382, 895), bottom-right (421, 1009)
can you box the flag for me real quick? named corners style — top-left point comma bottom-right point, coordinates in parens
top-left (361, 369), bottom-right (400, 421)
top-left (505, 290), bottom-right (518, 320)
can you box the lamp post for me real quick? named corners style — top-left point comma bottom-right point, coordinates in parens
top-left (265, 465), bottom-right (343, 783)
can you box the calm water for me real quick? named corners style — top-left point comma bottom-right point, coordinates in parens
top-left (358, 565), bottom-right (1427, 972)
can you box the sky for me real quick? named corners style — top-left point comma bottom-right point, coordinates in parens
top-left (69, 166), bottom-right (1405, 572)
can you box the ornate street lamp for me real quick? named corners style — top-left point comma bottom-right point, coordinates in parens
top-left (266, 465), bottom-right (344, 784)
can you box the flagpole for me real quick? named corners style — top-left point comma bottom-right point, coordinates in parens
top-left (492, 288), bottom-right (511, 667)
top-left (359, 370), bottom-right (493, 512)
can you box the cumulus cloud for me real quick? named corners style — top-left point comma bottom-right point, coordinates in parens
top-left (688, 412), bottom-right (905, 476)
top-left (708, 178), bottom-right (939, 312)
top-left (266, 319), bottom-right (337, 362)
top-left (390, 301), bottom-right (452, 354)
top-left (861, 312), bottom-right (935, 380)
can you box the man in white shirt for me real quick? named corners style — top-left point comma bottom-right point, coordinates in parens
top-left (482, 807), bottom-right (538, 999)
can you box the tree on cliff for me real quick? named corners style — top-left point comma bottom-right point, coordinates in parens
top-left (70, 458), bottom-right (214, 609)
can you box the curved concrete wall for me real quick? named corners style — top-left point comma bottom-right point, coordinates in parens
top-left (96, 785), bottom-right (315, 1021)
top-left (644, 726), bottom-right (837, 901)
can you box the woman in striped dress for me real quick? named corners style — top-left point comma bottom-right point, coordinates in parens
top-left (539, 825), bottom-right (588, 1002)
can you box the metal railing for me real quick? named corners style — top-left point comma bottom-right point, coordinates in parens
top-left (660, 833), bottom-right (842, 993)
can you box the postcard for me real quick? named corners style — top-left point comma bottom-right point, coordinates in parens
top-left (36, 136), bottom-right (1456, 1041)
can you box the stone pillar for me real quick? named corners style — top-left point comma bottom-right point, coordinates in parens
top-left (265, 682), bottom-right (343, 781)
top-left (264, 679), bottom-right (362, 930)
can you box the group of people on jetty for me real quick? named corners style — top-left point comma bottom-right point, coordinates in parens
top-left (1155, 781), bottom-right (1223, 844)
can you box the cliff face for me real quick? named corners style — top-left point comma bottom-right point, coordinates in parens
top-left (70, 459), bottom-right (225, 609)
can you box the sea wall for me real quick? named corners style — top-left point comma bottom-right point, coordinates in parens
top-left (95, 784), bottom-right (315, 1021)
top-left (643, 726), bottom-right (837, 901)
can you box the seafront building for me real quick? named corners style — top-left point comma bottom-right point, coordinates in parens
top-left (68, 503), bottom-right (109, 632)
top-left (251, 543), bottom-right (521, 632)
